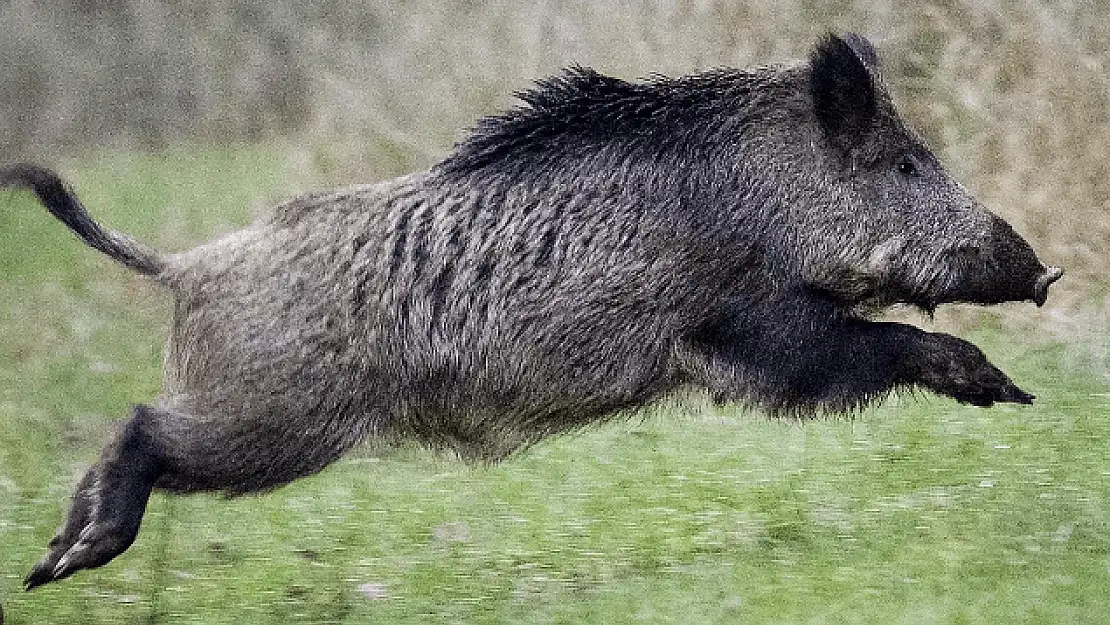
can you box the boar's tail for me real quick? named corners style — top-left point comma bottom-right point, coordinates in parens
top-left (0, 163), bottom-right (165, 277)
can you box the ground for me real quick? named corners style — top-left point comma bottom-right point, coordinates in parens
top-left (0, 148), bottom-right (1106, 624)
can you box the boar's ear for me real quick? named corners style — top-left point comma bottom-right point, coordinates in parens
top-left (842, 33), bottom-right (880, 70)
top-left (809, 33), bottom-right (879, 152)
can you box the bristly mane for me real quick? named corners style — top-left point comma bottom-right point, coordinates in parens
top-left (435, 65), bottom-right (765, 178)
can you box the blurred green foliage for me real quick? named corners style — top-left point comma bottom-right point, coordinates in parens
top-left (0, 4), bottom-right (1108, 622)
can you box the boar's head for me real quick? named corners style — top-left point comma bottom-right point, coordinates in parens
top-left (776, 34), bottom-right (1062, 311)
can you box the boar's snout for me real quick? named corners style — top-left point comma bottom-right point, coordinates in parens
top-left (935, 216), bottom-right (1061, 308)
top-left (984, 216), bottom-right (1063, 307)
top-left (1032, 266), bottom-right (1064, 307)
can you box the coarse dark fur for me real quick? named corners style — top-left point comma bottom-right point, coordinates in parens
top-left (2, 34), bottom-right (1062, 590)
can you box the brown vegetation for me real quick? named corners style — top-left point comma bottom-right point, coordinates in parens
top-left (1, 1), bottom-right (1105, 311)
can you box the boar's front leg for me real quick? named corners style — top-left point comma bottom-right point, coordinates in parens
top-left (683, 289), bottom-right (1033, 413)
top-left (895, 330), bottom-right (1034, 407)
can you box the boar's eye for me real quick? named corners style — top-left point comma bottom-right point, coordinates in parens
top-left (895, 155), bottom-right (920, 178)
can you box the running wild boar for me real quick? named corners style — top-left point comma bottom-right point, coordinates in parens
top-left (1, 33), bottom-right (1062, 588)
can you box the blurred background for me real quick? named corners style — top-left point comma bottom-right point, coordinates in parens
top-left (4, 0), bottom-right (1107, 366)
top-left (2, 0), bottom-right (1107, 298)
top-left (1, 3), bottom-right (1108, 622)
top-left (2, 3), bottom-right (1101, 266)
top-left (8, 0), bottom-right (1105, 368)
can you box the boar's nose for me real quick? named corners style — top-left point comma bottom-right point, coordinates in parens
top-left (1033, 266), bottom-right (1064, 307)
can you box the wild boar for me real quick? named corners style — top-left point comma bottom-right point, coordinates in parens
top-left (1, 33), bottom-right (1061, 589)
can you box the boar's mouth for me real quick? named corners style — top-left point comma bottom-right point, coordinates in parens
top-left (816, 259), bottom-right (1064, 314)
top-left (918, 253), bottom-right (1064, 310)
top-left (838, 263), bottom-right (1064, 313)
top-left (940, 223), bottom-right (1064, 307)
top-left (800, 234), bottom-right (1063, 312)
top-left (907, 216), bottom-right (1064, 310)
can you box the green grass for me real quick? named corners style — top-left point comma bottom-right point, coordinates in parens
top-left (0, 149), bottom-right (1107, 624)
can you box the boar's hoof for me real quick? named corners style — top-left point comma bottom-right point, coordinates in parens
top-left (25, 508), bottom-right (143, 590)
top-left (25, 406), bottom-right (160, 590)
top-left (908, 333), bottom-right (1035, 407)
top-left (947, 365), bottom-right (1035, 408)
top-left (25, 484), bottom-right (151, 590)
top-left (955, 375), bottom-right (1035, 407)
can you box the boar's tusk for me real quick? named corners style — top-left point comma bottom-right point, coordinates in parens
top-left (1033, 266), bottom-right (1064, 306)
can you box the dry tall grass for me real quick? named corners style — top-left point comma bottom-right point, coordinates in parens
top-left (2, 0), bottom-right (1106, 335)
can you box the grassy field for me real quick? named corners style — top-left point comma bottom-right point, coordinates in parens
top-left (0, 150), bottom-right (1107, 624)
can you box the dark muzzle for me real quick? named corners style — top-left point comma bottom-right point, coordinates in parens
top-left (930, 216), bottom-right (1063, 308)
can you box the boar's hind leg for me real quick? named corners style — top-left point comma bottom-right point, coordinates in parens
top-left (26, 404), bottom-right (164, 590)
top-left (687, 290), bottom-right (1034, 412)
top-left (26, 401), bottom-right (362, 589)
